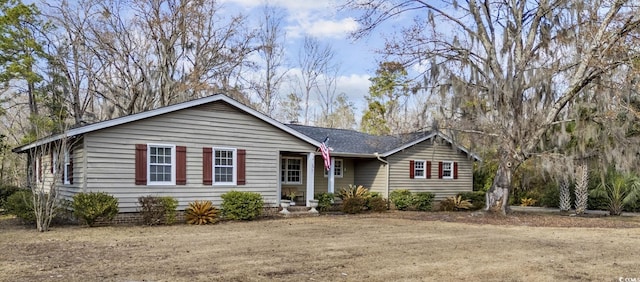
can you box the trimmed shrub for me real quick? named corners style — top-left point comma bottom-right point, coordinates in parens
top-left (412, 192), bottom-right (435, 211)
top-left (315, 192), bottom-right (334, 211)
top-left (341, 197), bottom-right (367, 214)
top-left (221, 191), bottom-right (263, 220)
top-left (366, 196), bottom-right (387, 212)
top-left (5, 190), bottom-right (35, 223)
top-left (138, 196), bottom-right (178, 225)
top-left (0, 185), bottom-right (21, 210)
top-left (185, 201), bottom-right (219, 225)
top-left (72, 192), bottom-right (119, 227)
top-left (458, 191), bottom-right (485, 210)
top-left (389, 189), bottom-right (413, 211)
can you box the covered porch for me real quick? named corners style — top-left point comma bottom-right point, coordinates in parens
top-left (278, 151), bottom-right (377, 207)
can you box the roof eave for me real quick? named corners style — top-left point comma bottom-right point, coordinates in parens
top-left (380, 131), bottom-right (482, 162)
top-left (13, 94), bottom-right (322, 153)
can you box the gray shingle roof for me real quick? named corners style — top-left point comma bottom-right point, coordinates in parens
top-left (286, 124), bottom-right (432, 155)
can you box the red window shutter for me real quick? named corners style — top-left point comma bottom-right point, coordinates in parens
top-left (453, 162), bottom-right (459, 179)
top-left (176, 146), bottom-right (187, 185)
top-left (135, 144), bottom-right (147, 185)
top-left (409, 160), bottom-right (415, 179)
top-left (203, 147), bottom-right (212, 185)
top-left (438, 162), bottom-right (443, 179)
top-left (67, 158), bottom-right (74, 184)
top-left (237, 149), bottom-right (246, 185)
top-left (426, 161), bottom-right (432, 179)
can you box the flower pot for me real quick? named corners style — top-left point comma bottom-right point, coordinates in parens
top-left (279, 200), bottom-right (291, 214)
top-left (308, 199), bottom-right (319, 213)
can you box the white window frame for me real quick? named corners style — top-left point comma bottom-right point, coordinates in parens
top-left (281, 157), bottom-right (303, 184)
top-left (147, 144), bottom-right (176, 185)
top-left (63, 149), bottom-right (71, 185)
top-left (213, 147), bottom-right (237, 186)
top-left (324, 158), bottom-right (344, 178)
top-left (35, 156), bottom-right (42, 183)
top-left (414, 160), bottom-right (426, 179)
top-left (442, 161), bottom-right (454, 179)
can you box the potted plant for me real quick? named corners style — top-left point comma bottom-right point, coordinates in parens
top-left (286, 190), bottom-right (297, 206)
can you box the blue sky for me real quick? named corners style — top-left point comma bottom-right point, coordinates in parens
top-left (220, 0), bottom-right (389, 115)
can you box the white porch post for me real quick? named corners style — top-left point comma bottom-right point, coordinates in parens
top-left (306, 152), bottom-right (315, 207)
top-left (328, 157), bottom-right (335, 194)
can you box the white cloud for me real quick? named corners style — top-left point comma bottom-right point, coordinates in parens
top-left (289, 17), bottom-right (359, 39)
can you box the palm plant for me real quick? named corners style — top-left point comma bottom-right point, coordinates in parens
top-left (590, 171), bottom-right (640, 216)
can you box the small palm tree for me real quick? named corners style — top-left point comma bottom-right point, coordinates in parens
top-left (590, 171), bottom-right (640, 216)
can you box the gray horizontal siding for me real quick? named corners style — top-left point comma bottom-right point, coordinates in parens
top-left (313, 157), bottom-right (355, 196)
top-left (354, 159), bottom-right (387, 197)
top-left (387, 138), bottom-right (474, 201)
top-left (84, 102), bottom-right (315, 212)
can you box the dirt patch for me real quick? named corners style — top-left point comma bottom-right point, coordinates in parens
top-left (2, 211), bottom-right (640, 281)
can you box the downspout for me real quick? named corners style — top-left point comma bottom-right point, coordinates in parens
top-left (374, 152), bottom-right (390, 201)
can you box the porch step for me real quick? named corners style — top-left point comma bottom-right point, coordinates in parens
top-left (277, 206), bottom-right (320, 217)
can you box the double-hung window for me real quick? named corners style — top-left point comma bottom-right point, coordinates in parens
top-left (414, 160), bottom-right (426, 178)
top-left (281, 157), bottom-right (302, 184)
top-left (442, 161), bottom-right (454, 179)
top-left (63, 150), bottom-right (71, 184)
top-left (324, 159), bottom-right (343, 178)
top-left (148, 144), bottom-right (175, 185)
top-left (214, 148), bottom-right (236, 185)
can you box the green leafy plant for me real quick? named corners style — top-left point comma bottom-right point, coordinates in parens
top-left (185, 201), bottom-right (219, 225)
top-left (315, 192), bottom-right (335, 211)
top-left (5, 189), bottom-right (35, 223)
top-left (341, 197), bottom-right (367, 214)
top-left (160, 197), bottom-right (178, 224)
top-left (72, 192), bottom-right (119, 227)
top-left (138, 196), bottom-right (178, 225)
top-left (458, 191), bottom-right (486, 210)
top-left (440, 195), bottom-right (473, 211)
top-left (389, 189), bottom-right (413, 211)
top-left (366, 196), bottom-right (387, 212)
top-left (221, 191), bottom-right (264, 220)
top-left (337, 184), bottom-right (370, 200)
top-left (412, 192), bottom-right (435, 211)
top-left (0, 185), bottom-right (21, 210)
top-left (590, 171), bottom-right (640, 216)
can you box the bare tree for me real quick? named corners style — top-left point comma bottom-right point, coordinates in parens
top-left (252, 5), bottom-right (288, 116)
top-left (42, 0), bottom-right (256, 119)
top-left (296, 36), bottom-right (335, 125)
top-left (346, 0), bottom-right (640, 213)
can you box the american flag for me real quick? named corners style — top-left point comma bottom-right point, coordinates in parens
top-left (319, 137), bottom-right (330, 171)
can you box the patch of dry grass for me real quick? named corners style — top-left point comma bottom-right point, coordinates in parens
top-left (1, 213), bottom-right (640, 281)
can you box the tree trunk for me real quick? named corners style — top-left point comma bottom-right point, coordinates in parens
top-left (484, 157), bottom-right (514, 214)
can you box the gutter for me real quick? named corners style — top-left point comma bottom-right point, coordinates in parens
top-left (374, 152), bottom-right (390, 200)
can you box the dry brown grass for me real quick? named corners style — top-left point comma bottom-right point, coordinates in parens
top-left (1, 211), bottom-right (640, 281)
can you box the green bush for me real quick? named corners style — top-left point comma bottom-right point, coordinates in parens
top-left (138, 196), bottom-right (178, 225)
top-left (366, 196), bottom-right (387, 212)
top-left (5, 190), bottom-right (35, 223)
top-left (0, 185), bottom-right (22, 210)
top-left (221, 191), bottom-right (264, 220)
top-left (341, 197), bottom-right (367, 214)
top-left (412, 192), bottom-right (435, 211)
top-left (389, 189), bottom-right (413, 211)
top-left (315, 192), bottom-right (334, 211)
top-left (161, 197), bottom-right (178, 224)
top-left (458, 191), bottom-right (486, 210)
top-left (72, 192), bottom-right (119, 227)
